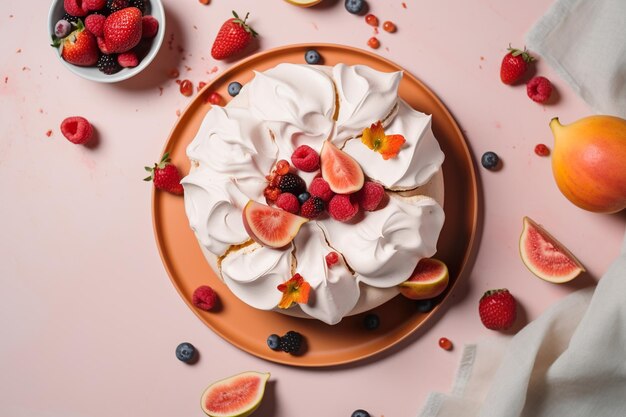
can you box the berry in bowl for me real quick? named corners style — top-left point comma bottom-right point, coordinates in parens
top-left (48, 0), bottom-right (165, 83)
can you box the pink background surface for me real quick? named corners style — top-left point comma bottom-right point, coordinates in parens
top-left (1, 0), bottom-right (625, 416)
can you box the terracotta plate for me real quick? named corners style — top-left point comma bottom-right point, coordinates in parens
top-left (152, 44), bottom-right (478, 367)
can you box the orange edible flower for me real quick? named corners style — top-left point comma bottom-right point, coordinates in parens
top-left (277, 273), bottom-right (311, 309)
top-left (361, 121), bottom-right (406, 160)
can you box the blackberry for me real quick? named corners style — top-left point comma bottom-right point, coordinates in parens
top-left (62, 13), bottom-right (80, 23)
top-left (106, 0), bottom-right (129, 14)
top-left (129, 0), bottom-right (146, 12)
top-left (301, 196), bottom-right (325, 219)
top-left (279, 331), bottom-right (303, 354)
top-left (97, 54), bottom-right (122, 75)
top-left (278, 173), bottom-right (306, 195)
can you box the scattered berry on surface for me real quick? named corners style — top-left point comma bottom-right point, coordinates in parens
top-left (141, 15), bottom-right (159, 38)
top-left (279, 330), bottom-right (303, 354)
top-left (85, 14), bottom-right (106, 37)
top-left (344, 0), bottom-right (365, 14)
top-left (367, 37), bottom-right (380, 49)
top-left (297, 192), bottom-right (310, 205)
top-left (275, 159), bottom-right (290, 175)
top-left (179, 79), bottom-right (193, 97)
top-left (481, 151), bottom-right (499, 170)
top-left (276, 193), bottom-right (300, 214)
top-left (228, 81), bottom-right (242, 96)
top-left (117, 51), bottom-right (138, 67)
top-left (211, 11), bottom-right (258, 60)
top-left (291, 145), bottom-right (320, 172)
top-left (267, 334), bottom-right (280, 351)
top-left (325, 251), bottom-right (339, 267)
top-left (264, 186), bottom-right (281, 202)
top-left (365, 14), bottom-right (378, 26)
top-left (192, 285), bottom-right (218, 311)
top-left (175, 342), bottom-right (196, 363)
top-left (300, 196), bottom-right (325, 219)
top-left (199, 0), bottom-right (211, 4)
top-left (526, 76), bottom-right (553, 103)
top-left (197, 81), bottom-right (207, 92)
top-left (500, 45), bottom-right (534, 85)
top-left (383, 21), bottom-right (396, 32)
top-left (54, 19), bottom-right (72, 38)
top-left (207, 92), bottom-right (222, 105)
top-left (60, 116), bottom-right (93, 144)
top-left (478, 289), bottom-right (517, 330)
top-left (328, 194), bottom-right (359, 222)
top-left (534, 143), bottom-right (550, 156)
top-left (305, 49), bottom-right (321, 65)
top-left (144, 152), bottom-right (184, 195)
top-left (416, 299), bottom-right (434, 313)
top-left (278, 173), bottom-right (306, 195)
top-left (308, 177), bottom-right (334, 202)
top-left (355, 181), bottom-right (384, 211)
top-left (439, 337), bottom-right (453, 351)
top-left (168, 68), bottom-right (180, 78)
top-left (351, 410), bottom-right (371, 417)
top-left (364, 314), bottom-right (380, 330)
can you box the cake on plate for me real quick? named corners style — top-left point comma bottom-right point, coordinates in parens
top-left (182, 63), bottom-right (445, 325)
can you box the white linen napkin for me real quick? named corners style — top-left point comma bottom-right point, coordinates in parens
top-left (526, 0), bottom-right (626, 117)
top-left (418, 228), bottom-right (626, 417)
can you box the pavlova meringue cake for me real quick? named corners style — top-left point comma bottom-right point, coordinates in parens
top-left (182, 63), bottom-right (445, 325)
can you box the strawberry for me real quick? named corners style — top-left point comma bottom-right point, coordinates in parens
top-left (500, 45), bottom-right (534, 85)
top-left (103, 7), bottom-right (143, 53)
top-left (144, 152), bottom-right (184, 195)
top-left (211, 11), bottom-right (258, 60)
top-left (53, 20), bottom-right (99, 67)
top-left (478, 289), bottom-right (517, 330)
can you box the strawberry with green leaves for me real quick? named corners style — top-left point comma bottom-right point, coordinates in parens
top-left (500, 45), bottom-right (535, 85)
top-left (144, 153), bottom-right (184, 195)
top-left (211, 11), bottom-right (258, 60)
top-left (52, 20), bottom-right (99, 67)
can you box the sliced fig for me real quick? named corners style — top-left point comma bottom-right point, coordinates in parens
top-left (398, 258), bottom-right (449, 300)
top-left (320, 141), bottom-right (364, 194)
top-left (519, 216), bottom-right (585, 283)
top-left (201, 371), bottom-right (270, 417)
top-left (242, 200), bottom-right (308, 248)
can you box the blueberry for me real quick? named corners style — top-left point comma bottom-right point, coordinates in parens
top-left (175, 342), bottom-right (196, 363)
top-left (363, 314), bottom-right (380, 330)
top-left (345, 0), bottom-right (365, 14)
top-left (305, 49), bottom-right (321, 65)
top-left (416, 299), bottom-right (434, 313)
top-left (351, 410), bottom-right (371, 417)
top-left (298, 192), bottom-right (311, 204)
top-left (228, 81), bottom-right (242, 97)
top-left (267, 334), bottom-right (281, 351)
top-left (54, 19), bottom-right (72, 38)
top-left (481, 151), bottom-right (499, 170)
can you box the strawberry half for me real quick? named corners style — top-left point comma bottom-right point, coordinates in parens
top-left (52, 20), bottom-right (99, 67)
top-left (211, 11), bottom-right (258, 60)
top-left (500, 45), bottom-right (535, 85)
top-left (144, 152), bottom-right (184, 195)
top-left (478, 289), bottom-right (517, 330)
top-left (103, 7), bottom-right (143, 53)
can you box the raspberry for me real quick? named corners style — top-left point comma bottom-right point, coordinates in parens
top-left (278, 173), bottom-right (306, 195)
top-left (84, 0), bottom-right (106, 11)
top-left (192, 285), bottom-right (218, 311)
top-left (279, 331), bottom-right (303, 354)
top-left (97, 36), bottom-right (112, 54)
top-left (328, 194), bottom-right (359, 222)
top-left (97, 54), bottom-right (121, 74)
top-left (291, 145), bottom-right (320, 172)
top-left (276, 193), bottom-right (300, 214)
top-left (141, 15), bottom-right (159, 39)
top-left (300, 196), bottom-right (325, 219)
top-left (85, 14), bottom-right (106, 37)
top-left (60, 116), bottom-right (93, 144)
top-left (117, 51), bottom-right (139, 67)
top-left (356, 181), bottom-right (385, 211)
top-left (308, 177), bottom-right (334, 202)
top-left (105, 0), bottom-right (129, 13)
top-left (64, 0), bottom-right (88, 17)
top-left (325, 251), bottom-right (339, 267)
top-left (534, 143), bottom-right (550, 156)
top-left (526, 76), bottom-right (553, 103)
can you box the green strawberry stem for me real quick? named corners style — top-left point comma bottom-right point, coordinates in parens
top-left (231, 10), bottom-right (258, 37)
top-left (143, 152), bottom-right (172, 181)
top-left (507, 44), bottom-right (535, 63)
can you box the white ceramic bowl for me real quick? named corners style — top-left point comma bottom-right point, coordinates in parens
top-left (47, 0), bottom-right (165, 83)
